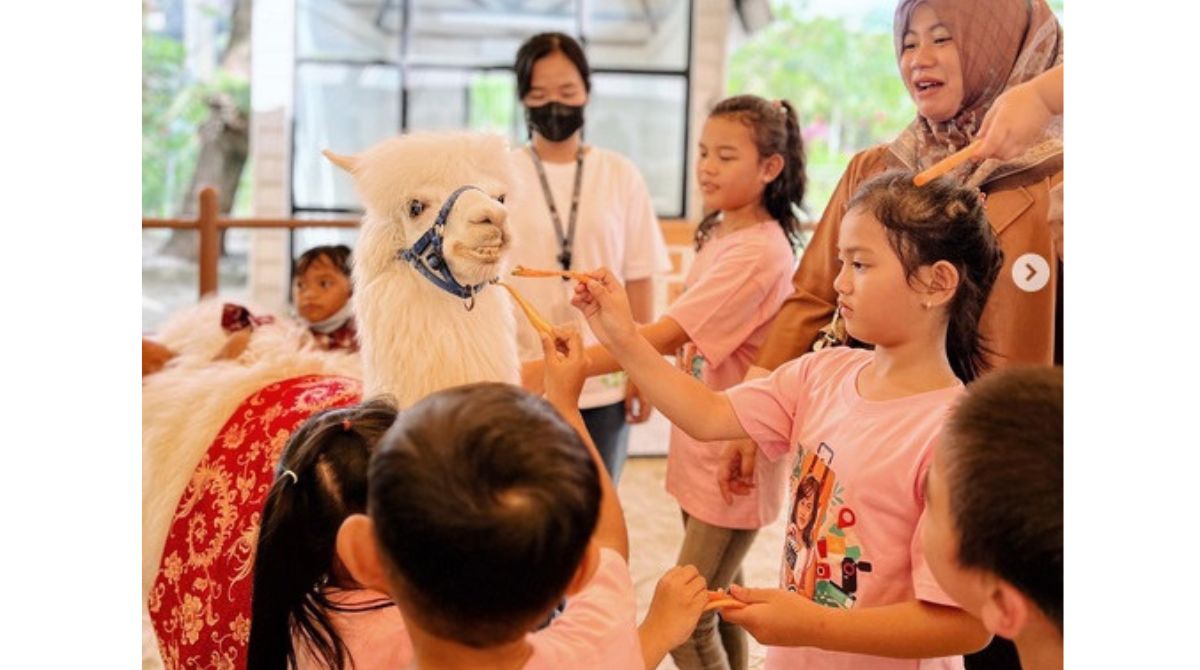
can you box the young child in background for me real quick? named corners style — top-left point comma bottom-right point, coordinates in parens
top-left (921, 366), bottom-right (1063, 670)
top-left (523, 93), bottom-right (805, 669)
top-left (335, 328), bottom-right (708, 669)
top-left (567, 170), bottom-right (1004, 669)
top-left (247, 398), bottom-right (411, 670)
top-left (216, 244), bottom-right (359, 360)
top-left (143, 245), bottom-right (359, 376)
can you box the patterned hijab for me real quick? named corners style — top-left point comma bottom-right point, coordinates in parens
top-left (888, 0), bottom-right (1063, 187)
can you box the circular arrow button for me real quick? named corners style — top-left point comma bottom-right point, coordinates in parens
top-left (1012, 253), bottom-right (1050, 293)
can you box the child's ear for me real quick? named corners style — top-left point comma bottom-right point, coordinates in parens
top-left (923, 260), bottom-right (960, 308)
top-left (978, 575), bottom-right (1031, 640)
top-left (336, 514), bottom-right (392, 594)
top-left (563, 539), bottom-right (602, 597)
top-left (759, 153), bottom-right (785, 185)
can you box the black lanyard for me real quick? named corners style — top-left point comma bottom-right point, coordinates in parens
top-left (528, 145), bottom-right (585, 273)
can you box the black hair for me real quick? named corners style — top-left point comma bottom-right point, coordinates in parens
top-left (368, 382), bottom-right (601, 648)
top-left (942, 366), bottom-right (1063, 631)
top-left (846, 170), bottom-right (1003, 383)
top-left (695, 94), bottom-right (807, 251)
top-left (294, 244), bottom-right (352, 280)
top-left (514, 32), bottom-right (591, 100)
top-left (247, 398), bottom-right (399, 670)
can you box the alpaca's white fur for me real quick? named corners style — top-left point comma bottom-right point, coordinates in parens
top-left (143, 132), bottom-right (521, 610)
top-left (142, 298), bottom-right (361, 600)
top-left (345, 132), bottom-right (520, 400)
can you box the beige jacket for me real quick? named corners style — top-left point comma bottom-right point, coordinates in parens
top-left (756, 144), bottom-right (1063, 371)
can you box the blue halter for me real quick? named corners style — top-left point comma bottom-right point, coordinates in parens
top-left (398, 185), bottom-right (498, 310)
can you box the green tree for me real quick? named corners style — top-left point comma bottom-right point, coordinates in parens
top-left (727, 3), bottom-right (914, 219)
top-left (142, 0), bottom-right (251, 258)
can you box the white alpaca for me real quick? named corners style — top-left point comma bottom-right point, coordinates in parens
top-left (142, 131), bottom-right (521, 667)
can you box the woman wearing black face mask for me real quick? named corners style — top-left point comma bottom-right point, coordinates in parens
top-left (510, 32), bottom-right (670, 485)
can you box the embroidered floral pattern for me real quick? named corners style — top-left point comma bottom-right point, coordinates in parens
top-left (148, 375), bottom-right (361, 670)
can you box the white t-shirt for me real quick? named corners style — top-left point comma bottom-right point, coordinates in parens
top-left (507, 145), bottom-right (671, 409)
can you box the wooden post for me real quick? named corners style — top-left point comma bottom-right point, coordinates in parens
top-left (197, 187), bottom-right (221, 298)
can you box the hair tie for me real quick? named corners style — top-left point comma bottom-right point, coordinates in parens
top-left (342, 419), bottom-right (352, 431)
top-left (281, 469), bottom-right (298, 485)
top-left (773, 99), bottom-right (784, 110)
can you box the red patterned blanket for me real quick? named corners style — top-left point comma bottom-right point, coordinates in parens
top-left (148, 375), bottom-right (362, 670)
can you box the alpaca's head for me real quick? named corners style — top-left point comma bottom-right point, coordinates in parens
top-left (324, 132), bottom-right (516, 291)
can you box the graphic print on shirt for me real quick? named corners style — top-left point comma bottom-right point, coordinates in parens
top-left (782, 444), bottom-right (871, 609)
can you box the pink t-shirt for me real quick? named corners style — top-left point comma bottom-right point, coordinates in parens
top-left (663, 220), bottom-right (797, 529)
top-left (294, 589), bottom-right (412, 670)
top-left (524, 548), bottom-right (644, 670)
top-left (727, 347), bottom-right (966, 670)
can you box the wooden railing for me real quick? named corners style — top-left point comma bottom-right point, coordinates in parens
top-left (141, 187), bottom-right (360, 298)
top-left (143, 186), bottom-right (700, 299)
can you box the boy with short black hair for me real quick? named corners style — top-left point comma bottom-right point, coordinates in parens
top-left (921, 366), bottom-right (1063, 670)
top-left (336, 328), bottom-right (707, 669)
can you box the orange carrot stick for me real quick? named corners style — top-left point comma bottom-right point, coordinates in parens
top-left (497, 281), bottom-right (554, 337)
top-left (703, 598), bottom-right (748, 612)
top-left (511, 265), bottom-right (591, 282)
top-left (913, 140), bottom-right (981, 187)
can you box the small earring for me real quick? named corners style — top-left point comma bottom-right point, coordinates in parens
top-left (922, 301), bottom-right (931, 309)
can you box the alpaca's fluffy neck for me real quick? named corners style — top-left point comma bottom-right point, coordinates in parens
top-left (354, 264), bottom-right (519, 407)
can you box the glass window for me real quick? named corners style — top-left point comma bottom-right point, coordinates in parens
top-left (142, 0), bottom-right (253, 331)
top-left (585, 0), bottom-right (689, 71)
top-left (296, 0), bottom-right (401, 62)
top-left (292, 0), bottom-right (693, 219)
top-left (588, 73), bottom-right (687, 215)
top-left (293, 63), bottom-right (400, 211)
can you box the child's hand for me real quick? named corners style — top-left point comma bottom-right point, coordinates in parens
top-left (719, 584), bottom-right (823, 647)
top-left (213, 329), bottom-right (253, 362)
top-left (643, 565), bottom-right (708, 651)
top-left (521, 359), bottom-right (546, 395)
top-left (540, 326), bottom-right (589, 409)
top-left (142, 338), bottom-right (176, 376)
top-left (717, 439), bottom-right (758, 504)
top-left (570, 268), bottom-right (638, 351)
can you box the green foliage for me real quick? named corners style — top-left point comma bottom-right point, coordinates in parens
top-left (469, 72), bottom-right (517, 136)
top-left (142, 32), bottom-right (200, 217)
top-left (727, 3), bottom-right (915, 217)
top-left (142, 11), bottom-right (251, 218)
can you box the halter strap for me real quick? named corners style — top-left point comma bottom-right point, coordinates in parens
top-left (398, 185), bottom-right (498, 309)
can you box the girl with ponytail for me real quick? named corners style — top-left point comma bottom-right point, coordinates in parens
top-left (557, 169), bottom-right (1002, 668)
top-left (525, 93), bottom-right (807, 670)
top-left (246, 399), bottom-right (409, 670)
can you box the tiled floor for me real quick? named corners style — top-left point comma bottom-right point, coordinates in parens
top-left (621, 415), bottom-right (788, 669)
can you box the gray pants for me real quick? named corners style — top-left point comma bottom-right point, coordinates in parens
top-left (669, 511), bottom-right (758, 670)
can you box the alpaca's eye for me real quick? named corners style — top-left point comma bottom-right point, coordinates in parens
top-left (496, 193), bottom-right (506, 204)
top-left (408, 200), bottom-right (426, 218)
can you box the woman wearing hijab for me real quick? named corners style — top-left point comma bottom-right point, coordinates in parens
top-left (754, 0), bottom-right (1064, 373)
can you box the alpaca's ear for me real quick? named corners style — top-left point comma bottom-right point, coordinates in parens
top-left (322, 149), bottom-right (359, 174)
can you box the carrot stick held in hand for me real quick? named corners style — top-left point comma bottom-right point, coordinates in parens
top-left (703, 588), bottom-right (748, 612)
top-left (497, 281), bottom-right (553, 336)
top-left (511, 264), bottom-right (592, 282)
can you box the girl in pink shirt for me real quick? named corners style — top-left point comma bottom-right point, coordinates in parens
top-left (247, 399), bottom-right (413, 670)
top-left (525, 94), bottom-right (804, 670)
top-left (566, 170), bottom-right (1003, 669)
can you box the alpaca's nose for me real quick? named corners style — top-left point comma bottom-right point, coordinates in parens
top-left (471, 203), bottom-right (508, 227)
